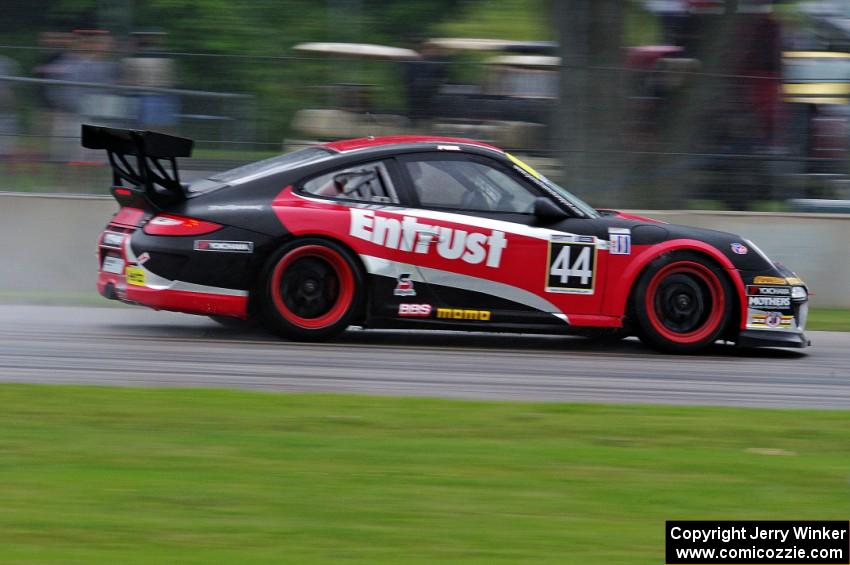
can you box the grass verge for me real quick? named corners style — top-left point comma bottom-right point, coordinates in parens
top-left (807, 308), bottom-right (850, 332)
top-left (0, 385), bottom-right (847, 564)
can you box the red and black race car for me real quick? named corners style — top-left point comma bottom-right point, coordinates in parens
top-left (85, 125), bottom-right (810, 353)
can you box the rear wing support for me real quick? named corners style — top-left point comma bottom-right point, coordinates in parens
top-left (81, 124), bottom-right (194, 209)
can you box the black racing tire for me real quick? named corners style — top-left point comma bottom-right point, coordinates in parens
top-left (633, 251), bottom-right (733, 353)
top-left (260, 238), bottom-right (365, 341)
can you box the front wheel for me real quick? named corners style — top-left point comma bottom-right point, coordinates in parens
top-left (260, 239), bottom-right (364, 341)
top-left (633, 252), bottom-right (733, 353)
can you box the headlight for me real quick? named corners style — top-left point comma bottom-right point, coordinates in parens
top-left (791, 286), bottom-right (807, 300)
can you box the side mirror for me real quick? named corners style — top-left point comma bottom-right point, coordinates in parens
top-left (533, 197), bottom-right (567, 220)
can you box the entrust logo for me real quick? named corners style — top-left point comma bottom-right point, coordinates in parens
top-left (349, 209), bottom-right (507, 267)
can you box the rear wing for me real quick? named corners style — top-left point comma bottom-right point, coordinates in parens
top-left (81, 124), bottom-right (194, 209)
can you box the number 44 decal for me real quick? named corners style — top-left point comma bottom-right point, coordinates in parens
top-left (545, 240), bottom-right (596, 294)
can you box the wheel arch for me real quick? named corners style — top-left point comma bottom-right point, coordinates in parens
top-left (252, 233), bottom-right (371, 325)
top-left (611, 239), bottom-right (747, 332)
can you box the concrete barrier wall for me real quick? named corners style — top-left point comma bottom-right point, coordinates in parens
top-left (0, 193), bottom-right (117, 292)
top-left (643, 211), bottom-right (850, 309)
top-left (1, 193), bottom-right (848, 307)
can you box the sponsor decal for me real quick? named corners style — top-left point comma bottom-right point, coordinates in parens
top-left (436, 145), bottom-right (461, 151)
top-left (608, 228), bottom-right (631, 255)
top-left (753, 275), bottom-right (787, 285)
top-left (349, 209), bottom-right (507, 268)
top-left (208, 204), bottom-right (264, 211)
top-left (398, 304), bottom-right (432, 317)
top-left (436, 308), bottom-right (491, 321)
top-left (747, 285), bottom-right (791, 296)
top-left (545, 236), bottom-right (596, 294)
top-left (747, 285), bottom-right (792, 309)
top-left (750, 312), bottom-right (794, 329)
top-left (102, 231), bottom-right (125, 247)
top-left (101, 255), bottom-right (125, 275)
top-left (125, 265), bottom-right (146, 286)
top-left (505, 152), bottom-right (542, 180)
top-left (730, 242), bottom-right (748, 255)
top-left (137, 252), bottom-right (151, 265)
top-left (194, 240), bottom-right (254, 253)
top-left (766, 311), bottom-right (783, 328)
top-left (393, 273), bottom-right (416, 297)
top-left (748, 295), bottom-right (792, 309)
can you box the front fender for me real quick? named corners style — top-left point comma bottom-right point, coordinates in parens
top-left (603, 239), bottom-right (748, 330)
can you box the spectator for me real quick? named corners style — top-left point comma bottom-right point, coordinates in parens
top-left (33, 31), bottom-right (74, 161)
top-left (0, 55), bottom-right (19, 162)
top-left (49, 29), bottom-right (119, 162)
top-left (122, 30), bottom-right (179, 131)
top-left (403, 41), bottom-right (448, 124)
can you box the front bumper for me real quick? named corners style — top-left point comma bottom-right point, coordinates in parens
top-left (736, 329), bottom-right (811, 349)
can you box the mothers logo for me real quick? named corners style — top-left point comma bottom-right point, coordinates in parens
top-left (349, 209), bottom-right (507, 268)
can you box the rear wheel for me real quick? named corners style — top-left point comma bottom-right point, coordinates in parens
top-left (261, 239), bottom-right (364, 341)
top-left (634, 252), bottom-right (733, 353)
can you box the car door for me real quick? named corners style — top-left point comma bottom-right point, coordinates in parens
top-left (296, 157), bottom-right (441, 321)
top-left (393, 151), bottom-right (608, 327)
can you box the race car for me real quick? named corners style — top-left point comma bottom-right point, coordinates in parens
top-left (85, 125), bottom-right (810, 352)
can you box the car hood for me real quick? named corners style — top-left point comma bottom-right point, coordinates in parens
top-left (597, 209), bottom-right (776, 272)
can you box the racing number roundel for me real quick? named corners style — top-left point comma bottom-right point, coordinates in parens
top-left (546, 237), bottom-right (596, 294)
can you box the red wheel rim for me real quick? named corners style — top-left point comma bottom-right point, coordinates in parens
top-left (270, 245), bottom-right (354, 329)
top-left (644, 261), bottom-right (725, 345)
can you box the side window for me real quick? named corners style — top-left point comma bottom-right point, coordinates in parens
top-left (302, 160), bottom-right (399, 204)
top-left (405, 158), bottom-right (538, 213)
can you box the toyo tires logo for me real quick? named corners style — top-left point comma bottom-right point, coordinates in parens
top-left (349, 209), bottom-right (507, 267)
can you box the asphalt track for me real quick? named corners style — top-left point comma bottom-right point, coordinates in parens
top-left (0, 304), bottom-right (847, 409)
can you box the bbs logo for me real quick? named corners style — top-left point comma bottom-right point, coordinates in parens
top-left (398, 304), bottom-right (432, 317)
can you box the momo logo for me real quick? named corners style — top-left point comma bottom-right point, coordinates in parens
top-left (436, 308), bottom-right (491, 321)
top-left (349, 209), bottom-right (507, 268)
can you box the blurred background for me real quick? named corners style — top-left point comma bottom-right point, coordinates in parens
top-left (1, 0), bottom-right (850, 211)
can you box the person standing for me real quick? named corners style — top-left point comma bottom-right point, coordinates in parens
top-left (122, 30), bottom-right (179, 132)
top-left (0, 55), bottom-right (19, 164)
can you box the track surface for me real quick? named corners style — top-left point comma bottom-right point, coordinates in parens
top-left (0, 304), bottom-right (847, 409)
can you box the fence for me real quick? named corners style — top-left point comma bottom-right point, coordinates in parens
top-left (0, 38), bottom-right (849, 211)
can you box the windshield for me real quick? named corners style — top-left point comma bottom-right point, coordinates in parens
top-left (505, 153), bottom-right (599, 218)
top-left (188, 147), bottom-right (333, 193)
top-left (541, 176), bottom-right (600, 218)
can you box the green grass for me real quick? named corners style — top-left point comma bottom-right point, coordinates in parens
top-left (808, 308), bottom-right (850, 332)
top-left (0, 290), bottom-right (123, 307)
top-left (0, 385), bottom-right (848, 564)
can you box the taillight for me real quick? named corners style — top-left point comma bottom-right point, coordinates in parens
top-left (143, 214), bottom-right (222, 236)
